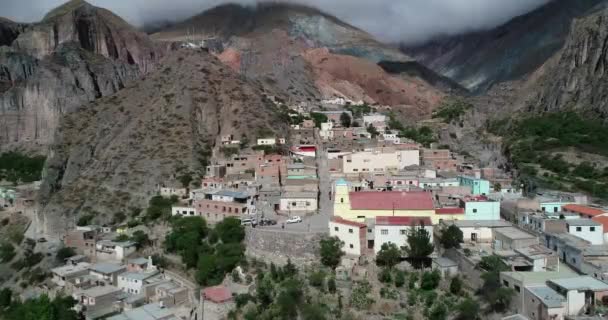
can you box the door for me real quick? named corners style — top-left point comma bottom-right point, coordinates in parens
top-left (471, 233), bottom-right (477, 242)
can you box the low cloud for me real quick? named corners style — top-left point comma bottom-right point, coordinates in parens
top-left (3, 0), bottom-right (550, 43)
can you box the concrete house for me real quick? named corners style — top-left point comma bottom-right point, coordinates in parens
top-left (73, 286), bottom-right (123, 320)
top-left (493, 227), bottom-right (538, 250)
top-left (95, 240), bottom-right (137, 261)
top-left (547, 276), bottom-right (608, 316)
top-left (51, 262), bottom-right (91, 287)
top-left (439, 220), bottom-right (512, 243)
top-left (171, 206), bottom-right (196, 217)
top-left (257, 138), bottom-right (277, 146)
top-left (565, 219), bottom-right (604, 245)
top-left (458, 175), bottom-right (490, 195)
top-left (89, 263), bottom-right (127, 285)
top-left (461, 195), bottom-right (501, 220)
top-left (374, 216), bottom-right (433, 254)
top-left (563, 204), bottom-right (607, 219)
top-left (329, 217), bottom-right (367, 257)
top-left (522, 285), bottom-right (566, 320)
top-left (279, 192), bottom-right (318, 214)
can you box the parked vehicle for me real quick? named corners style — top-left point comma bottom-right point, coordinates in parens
top-left (240, 218), bottom-right (257, 226)
top-left (286, 216), bottom-right (302, 224)
top-left (259, 218), bottom-right (277, 226)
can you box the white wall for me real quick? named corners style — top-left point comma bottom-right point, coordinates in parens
top-left (171, 206), bottom-right (197, 216)
top-left (374, 225), bottom-right (433, 253)
top-left (160, 188), bottom-right (187, 197)
top-left (567, 225), bottom-right (604, 245)
top-left (329, 221), bottom-right (363, 256)
top-left (118, 275), bottom-right (144, 294)
top-left (279, 198), bottom-right (318, 212)
top-left (257, 138), bottom-right (276, 145)
top-left (459, 226), bottom-right (494, 242)
top-left (398, 150), bottom-right (420, 168)
top-left (566, 290), bottom-right (586, 316)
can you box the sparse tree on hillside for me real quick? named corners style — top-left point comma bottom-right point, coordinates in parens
top-left (340, 112), bottom-right (352, 128)
top-left (319, 236), bottom-right (345, 270)
top-left (404, 223), bottom-right (434, 268)
top-left (367, 124), bottom-right (379, 138)
top-left (439, 224), bottom-right (464, 249)
top-left (376, 242), bottom-right (401, 269)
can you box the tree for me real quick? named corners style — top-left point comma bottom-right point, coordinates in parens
top-left (376, 243), bottom-right (401, 269)
top-left (455, 298), bottom-right (480, 320)
top-left (327, 277), bottom-right (337, 294)
top-left (113, 212), bottom-right (127, 224)
top-left (378, 268), bottom-right (392, 283)
top-left (340, 112), bottom-right (352, 128)
top-left (309, 270), bottom-right (325, 289)
top-left (394, 270), bottom-right (406, 287)
top-left (350, 281), bottom-right (373, 310)
top-left (215, 217), bottom-right (245, 244)
top-left (319, 236), bottom-right (345, 269)
top-left (449, 276), bottom-right (463, 295)
top-left (131, 230), bottom-right (150, 250)
top-left (493, 182), bottom-right (502, 192)
top-left (439, 225), bottom-right (463, 249)
top-left (367, 124), bottom-right (379, 138)
top-left (420, 270), bottom-right (441, 290)
top-left (0, 242), bottom-right (15, 263)
top-left (56, 247), bottom-right (76, 262)
top-left (178, 173), bottom-right (193, 188)
top-left (0, 288), bottom-right (11, 307)
top-left (428, 303), bottom-right (447, 320)
top-left (404, 223), bottom-right (434, 268)
top-left (488, 287), bottom-right (514, 312)
top-left (310, 112), bottom-right (328, 128)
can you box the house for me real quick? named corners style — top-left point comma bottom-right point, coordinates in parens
top-left (458, 175), bottom-right (490, 195)
top-left (200, 286), bottom-right (235, 320)
top-left (73, 285), bottom-right (123, 320)
top-left (317, 110), bottom-right (353, 126)
top-left (64, 229), bottom-right (98, 256)
top-left (193, 190), bottom-right (252, 223)
top-left (144, 280), bottom-right (189, 308)
top-left (159, 186), bottom-right (187, 198)
top-left (362, 114), bottom-right (387, 129)
top-left (89, 263), bottom-right (127, 285)
top-left (95, 240), bottom-right (137, 261)
top-left (205, 165), bottom-right (226, 178)
top-left (592, 216), bottom-right (608, 243)
top-left (290, 145), bottom-right (316, 158)
top-left (329, 217), bottom-right (367, 257)
top-left (334, 179), bottom-right (464, 223)
top-left (461, 195), bottom-right (501, 220)
top-left (514, 245), bottom-right (558, 272)
top-left (374, 216), bottom-right (433, 254)
top-left (279, 192), bottom-right (318, 214)
top-left (432, 257), bottom-right (458, 278)
top-left (439, 220), bottom-right (512, 243)
top-left (420, 148), bottom-right (458, 171)
top-left (493, 227), bottom-right (538, 250)
top-left (418, 178), bottom-right (460, 189)
top-left (286, 163), bottom-right (317, 179)
top-left (547, 276), bottom-right (608, 316)
top-left (522, 285), bottom-right (566, 320)
top-left (51, 262), bottom-right (91, 287)
top-left (342, 148), bottom-right (419, 174)
top-left (170, 206), bottom-right (196, 217)
top-left (565, 219), bottom-right (604, 245)
top-left (257, 138), bottom-right (277, 145)
top-left (563, 204), bottom-right (608, 219)
top-left (107, 302), bottom-right (178, 320)
top-left (118, 271), bottom-right (161, 295)
top-left (127, 257), bottom-right (152, 272)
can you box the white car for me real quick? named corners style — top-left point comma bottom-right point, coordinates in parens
top-left (286, 216), bottom-right (302, 224)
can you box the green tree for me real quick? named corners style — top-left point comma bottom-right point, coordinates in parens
top-left (428, 302), bottom-right (447, 320)
top-left (319, 236), bottom-right (345, 270)
top-left (367, 124), bottom-right (379, 138)
top-left (420, 270), bottom-right (441, 291)
top-left (455, 298), bottom-right (480, 320)
top-left (378, 268), bottom-right (392, 283)
top-left (404, 224), bottom-right (434, 268)
top-left (340, 112), bottom-right (352, 128)
top-left (493, 182), bottom-right (502, 192)
top-left (310, 112), bottom-right (328, 128)
top-left (56, 247), bottom-right (76, 262)
top-left (327, 277), bottom-right (337, 294)
top-left (131, 230), bottom-right (150, 250)
top-left (488, 287), bottom-right (515, 312)
top-left (309, 270), bottom-right (325, 289)
top-left (301, 303), bottom-right (327, 320)
top-left (0, 242), bottom-right (16, 263)
top-left (112, 212), bottom-right (127, 224)
top-left (439, 225), bottom-right (464, 249)
top-left (0, 288), bottom-right (11, 307)
top-left (394, 270), bottom-right (406, 287)
top-left (449, 276), bottom-right (463, 295)
top-left (350, 281), bottom-right (373, 310)
top-left (376, 242), bottom-right (402, 269)
top-left (215, 217), bottom-right (245, 243)
top-left (196, 254), bottom-right (221, 285)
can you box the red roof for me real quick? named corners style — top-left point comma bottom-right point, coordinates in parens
top-left (463, 195), bottom-right (489, 202)
top-left (349, 191), bottom-right (434, 210)
top-left (202, 286), bottom-right (232, 303)
top-left (563, 204), bottom-right (605, 217)
top-left (331, 216), bottom-right (366, 228)
top-left (436, 207), bottom-right (465, 215)
top-left (375, 216), bottom-right (432, 226)
top-left (592, 216), bottom-right (608, 233)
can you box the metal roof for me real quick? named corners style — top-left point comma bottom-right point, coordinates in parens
top-left (89, 263), bottom-right (125, 274)
top-left (549, 276), bottom-right (608, 292)
top-left (566, 219), bottom-right (601, 227)
top-left (526, 286), bottom-right (565, 308)
top-left (107, 303), bottom-right (177, 320)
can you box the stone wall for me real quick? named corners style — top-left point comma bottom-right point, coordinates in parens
top-left (245, 228), bottom-right (326, 265)
top-left (443, 248), bottom-right (485, 289)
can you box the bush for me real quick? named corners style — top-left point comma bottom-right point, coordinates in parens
top-left (327, 277), bottom-right (337, 294)
top-left (309, 270), bottom-right (325, 289)
top-left (0, 242), bottom-right (16, 263)
top-left (394, 270), bottom-right (406, 288)
top-left (319, 236), bottom-right (345, 270)
top-left (0, 152), bottom-right (46, 184)
top-left (378, 268), bottom-right (392, 283)
top-left (420, 270), bottom-right (441, 291)
top-left (350, 281), bottom-right (374, 311)
top-left (56, 247), bottom-right (76, 262)
top-left (76, 214), bottom-right (94, 226)
top-left (449, 276), bottom-right (462, 295)
top-left (432, 98), bottom-right (472, 123)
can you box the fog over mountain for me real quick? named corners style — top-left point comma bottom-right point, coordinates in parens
top-left (3, 0), bottom-right (550, 43)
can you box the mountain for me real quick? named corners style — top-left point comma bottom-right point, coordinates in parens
top-left (38, 48), bottom-right (288, 235)
top-left (152, 3), bottom-right (455, 118)
top-left (403, 0), bottom-right (606, 92)
top-left (0, 0), bottom-right (162, 150)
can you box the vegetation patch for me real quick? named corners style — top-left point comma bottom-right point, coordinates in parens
top-left (0, 152), bottom-right (46, 184)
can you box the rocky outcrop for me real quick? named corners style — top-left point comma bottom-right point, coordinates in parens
top-left (403, 0), bottom-right (606, 92)
top-left (39, 49), bottom-right (288, 237)
top-left (0, 0), bottom-right (163, 151)
top-left (0, 18), bottom-right (26, 47)
top-left (526, 5), bottom-right (608, 119)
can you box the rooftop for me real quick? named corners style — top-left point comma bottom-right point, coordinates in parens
top-left (433, 257), bottom-right (457, 268)
top-left (565, 219), bottom-right (601, 227)
top-left (348, 191), bottom-right (434, 211)
top-left (515, 245), bottom-right (553, 259)
top-left (435, 207), bottom-right (465, 215)
top-left (494, 227), bottom-right (536, 240)
top-left (443, 220), bottom-right (512, 228)
top-left (89, 263), bottom-right (126, 274)
top-left (375, 216), bottom-right (432, 226)
top-left (501, 315), bottom-right (529, 320)
top-left (592, 216), bottom-right (608, 233)
top-left (213, 190), bottom-right (249, 199)
top-left (331, 217), bottom-right (366, 228)
top-left (120, 271), bottom-right (160, 281)
top-left (107, 303), bottom-right (177, 320)
top-left (501, 269), bottom-right (577, 285)
top-left (563, 204), bottom-right (606, 217)
top-left (549, 276), bottom-right (608, 292)
top-left (127, 257), bottom-right (149, 266)
top-left (76, 285), bottom-right (122, 298)
top-left (526, 286), bottom-right (565, 308)
top-left (281, 191), bottom-right (317, 199)
top-left (202, 286), bottom-right (232, 304)
top-left (51, 262), bottom-right (91, 277)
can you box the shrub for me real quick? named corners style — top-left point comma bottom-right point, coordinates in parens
top-left (394, 270), bottom-right (406, 288)
top-left (309, 270), bottom-right (325, 289)
top-left (0, 242), bottom-right (16, 263)
top-left (420, 270), bottom-right (441, 291)
top-left (378, 268), bottom-right (392, 283)
top-left (56, 247), bottom-right (76, 262)
top-left (327, 277), bottom-right (337, 294)
top-left (449, 276), bottom-right (462, 295)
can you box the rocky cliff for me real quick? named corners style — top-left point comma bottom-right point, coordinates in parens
top-left (524, 4), bottom-right (608, 119)
top-left (0, 0), bottom-right (162, 151)
top-left (39, 49), bottom-right (288, 236)
top-left (404, 0), bottom-right (606, 92)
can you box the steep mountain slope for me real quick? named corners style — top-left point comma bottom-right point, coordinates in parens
top-left (152, 3), bottom-right (449, 117)
top-left (0, 0), bottom-right (162, 151)
top-left (524, 4), bottom-right (608, 119)
top-left (39, 49), bottom-right (288, 236)
top-left (0, 17), bottom-right (25, 47)
top-left (404, 0), bottom-right (606, 92)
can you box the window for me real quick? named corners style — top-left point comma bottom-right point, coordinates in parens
top-left (514, 285), bottom-right (520, 292)
top-left (591, 227), bottom-right (596, 232)
top-left (554, 207), bottom-right (558, 213)
top-left (541, 207), bottom-right (546, 212)
top-left (349, 244), bottom-right (354, 249)
top-left (503, 280), bottom-right (509, 287)
top-left (368, 228), bottom-right (372, 233)
top-left (353, 169), bottom-right (359, 172)
top-left (334, 227), bottom-right (339, 232)
top-left (292, 202), bottom-right (297, 207)
top-left (306, 202), bottom-right (311, 206)
top-left (472, 209), bottom-right (477, 213)
top-left (400, 229), bottom-right (407, 235)
top-left (576, 227), bottom-right (582, 232)
top-left (381, 229), bottom-right (388, 235)
top-left (349, 229), bottom-right (353, 233)
top-left (340, 198), bottom-right (344, 203)
top-left (347, 160), bottom-right (352, 163)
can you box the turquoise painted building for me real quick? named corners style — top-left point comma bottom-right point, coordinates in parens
top-left (458, 176), bottom-right (490, 195)
top-left (463, 199), bottom-right (501, 220)
top-left (539, 198), bottom-right (571, 213)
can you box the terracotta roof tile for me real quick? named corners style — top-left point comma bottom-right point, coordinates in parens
top-left (202, 286), bottom-right (232, 303)
top-left (331, 217), bottom-right (367, 228)
top-left (592, 216), bottom-right (608, 233)
top-left (436, 207), bottom-right (465, 215)
top-left (375, 216), bottom-right (432, 226)
top-left (563, 204), bottom-right (605, 217)
top-left (349, 191), bottom-right (434, 210)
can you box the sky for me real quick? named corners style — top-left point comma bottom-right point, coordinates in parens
top-left (2, 0), bottom-right (550, 43)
